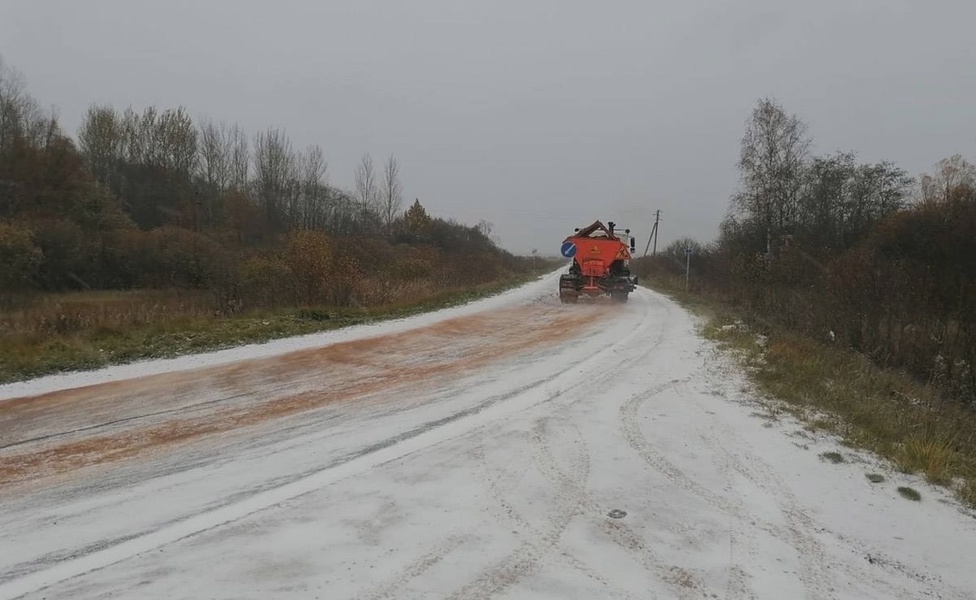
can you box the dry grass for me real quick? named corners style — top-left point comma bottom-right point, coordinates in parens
top-left (962, 480), bottom-right (976, 506)
top-left (898, 436), bottom-right (956, 484)
top-left (0, 289), bottom-right (216, 337)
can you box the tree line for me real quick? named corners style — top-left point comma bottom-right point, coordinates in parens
top-left (633, 98), bottom-right (976, 408)
top-left (0, 56), bottom-right (535, 311)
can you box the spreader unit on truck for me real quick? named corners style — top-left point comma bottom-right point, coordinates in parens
top-left (558, 220), bottom-right (638, 303)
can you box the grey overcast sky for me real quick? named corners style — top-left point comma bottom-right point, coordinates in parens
top-left (2, 0), bottom-right (975, 254)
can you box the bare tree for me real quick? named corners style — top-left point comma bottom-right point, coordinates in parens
top-left (34, 105), bottom-right (61, 149)
top-left (845, 161), bottom-right (912, 240)
top-left (197, 118), bottom-right (230, 192)
top-left (735, 97), bottom-right (811, 253)
top-left (935, 154), bottom-right (976, 201)
top-left (476, 219), bottom-right (493, 238)
top-left (78, 104), bottom-right (122, 185)
top-left (139, 106), bottom-right (161, 167)
top-left (380, 154), bottom-right (403, 232)
top-left (872, 161), bottom-right (913, 217)
top-left (195, 118), bottom-right (234, 227)
top-left (326, 189), bottom-right (359, 236)
top-left (228, 124), bottom-right (250, 192)
top-left (156, 106), bottom-right (197, 176)
top-left (254, 128), bottom-right (295, 228)
top-left (117, 106), bottom-right (168, 168)
top-left (0, 56), bottom-right (42, 155)
top-left (296, 144), bottom-right (328, 229)
top-left (354, 153), bottom-right (377, 228)
top-left (119, 107), bottom-right (144, 165)
top-left (797, 151), bottom-right (854, 249)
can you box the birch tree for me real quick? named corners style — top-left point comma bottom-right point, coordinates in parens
top-left (228, 124), bottom-right (250, 192)
top-left (297, 144), bottom-right (327, 229)
top-left (0, 56), bottom-right (42, 156)
top-left (254, 128), bottom-right (294, 228)
top-left (354, 153), bottom-right (377, 228)
top-left (380, 154), bottom-right (403, 232)
top-left (78, 105), bottom-right (122, 185)
top-left (734, 98), bottom-right (811, 252)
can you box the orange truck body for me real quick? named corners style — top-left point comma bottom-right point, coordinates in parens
top-left (559, 220), bottom-right (638, 303)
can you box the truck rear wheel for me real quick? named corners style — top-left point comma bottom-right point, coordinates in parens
top-left (611, 292), bottom-right (629, 304)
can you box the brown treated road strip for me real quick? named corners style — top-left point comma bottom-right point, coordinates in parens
top-left (0, 304), bottom-right (613, 488)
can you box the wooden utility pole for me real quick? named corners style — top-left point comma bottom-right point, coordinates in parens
top-left (643, 210), bottom-right (661, 257)
top-left (652, 209), bottom-right (660, 256)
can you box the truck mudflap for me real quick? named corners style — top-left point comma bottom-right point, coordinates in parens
top-left (559, 274), bottom-right (637, 304)
top-left (559, 274), bottom-right (582, 303)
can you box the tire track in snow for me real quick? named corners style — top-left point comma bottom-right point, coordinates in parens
top-left (692, 420), bottom-right (818, 600)
top-left (622, 379), bottom-right (831, 599)
top-left (531, 420), bottom-right (701, 599)
top-left (619, 379), bottom-right (736, 515)
top-left (701, 416), bottom-right (969, 600)
top-left (620, 379), bottom-right (763, 600)
top-left (446, 289), bottom-right (678, 598)
top-left (829, 530), bottom-right (971, 600)
top-left (694, 346), bottom-right (970, 600)
top-left (445, 421), bottom-right (590, 600)
top-left (461, 289), bottom-right (700, 597)
top-left (473, 432), bottom-right (641, 600)
top-left (473, 431), bottom-right (534, 498)
top-left (719, 430), bottom-right (851, 600)
top-left (0, 392), bottom-right (254, 451)
top-left (352, 534), bottom-right (474, 600)
top-left (624, 375), bottom-right (890, 599)
top-left (713, 447), bottom-right (757, 600)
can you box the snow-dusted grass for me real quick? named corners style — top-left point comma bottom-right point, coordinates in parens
top-left (654, 286), bottom-right (976, 511)
top-left (898, 486), bottom-right (922, 502)
top-left (821, 451), bottom-right (845, 464)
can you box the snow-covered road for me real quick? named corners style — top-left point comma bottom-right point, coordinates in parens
top-left (1, 273), bottom-right (975, 599)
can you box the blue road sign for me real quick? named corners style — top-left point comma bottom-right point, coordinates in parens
top-left (560, 241), bottom-right (577, 258)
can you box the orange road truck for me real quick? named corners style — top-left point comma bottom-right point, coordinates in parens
top-left (558, 220), bottom-right (638, 303)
